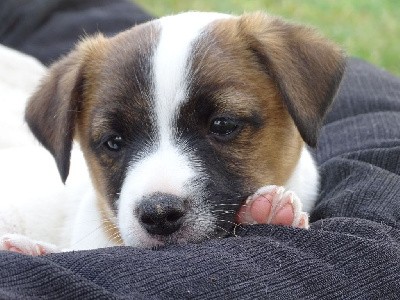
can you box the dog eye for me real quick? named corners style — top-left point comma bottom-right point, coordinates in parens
top-left (209, 117), bottom-right (239, 137)
top-left (104, 135), bottom-right (123, 152)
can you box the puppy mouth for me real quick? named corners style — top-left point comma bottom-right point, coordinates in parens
top-left (132, 204), bottom-right (247, 248)
top-left (117, 190), bottom-right (250, 248)
top-left (146, 225), bottom-right (217, 247)
top-left (121, 210), bottom-right (236, 249)
top-left (139, 212), bottom-right (221, 248)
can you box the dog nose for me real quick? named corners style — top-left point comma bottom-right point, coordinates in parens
top-left (137, 193), bottom-right (186, 236)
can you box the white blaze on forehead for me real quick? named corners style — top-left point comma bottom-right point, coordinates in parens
top-left (153, 12), bottom-right (231, 141)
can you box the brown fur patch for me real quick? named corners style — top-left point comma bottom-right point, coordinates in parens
top-left (185, 13), bottom-right (344, 191)
top-left (187, 17), bottom-right (307, 191)
top-left (237, 13), bottom-right (345, 146)
top-left (25, 33), bottom-right (110, 183)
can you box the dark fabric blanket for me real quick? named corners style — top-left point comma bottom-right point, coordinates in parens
top-left (1, 1), bottom-right (400, 299)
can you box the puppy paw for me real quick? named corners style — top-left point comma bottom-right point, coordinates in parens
top-left (0, 234), bottom-right (60, 256)
top-left (236, 185), bottom-right (309, 229)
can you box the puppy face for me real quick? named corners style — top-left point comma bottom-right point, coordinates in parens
top-left (26, 12), bottom-right (345, 248)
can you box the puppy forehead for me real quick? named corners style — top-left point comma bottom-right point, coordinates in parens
top-left (152, 12), bottom-right (232, 134)
top-left (88, 22), bottom-right (159, 127)
top-left (86, 11), bottom-right (277, 162)
top-left (154, 13), bottom-right (274, 123)
top-left (90, 13), bottom-right (234, 127)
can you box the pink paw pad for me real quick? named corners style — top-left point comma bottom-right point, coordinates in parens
top-left (237, 185), bottom-right (309, 229)
top-left (0, 234), bottom-right (59, 256)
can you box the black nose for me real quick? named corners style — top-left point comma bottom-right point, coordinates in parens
top-left (137, 193), bottom-right (186, 236)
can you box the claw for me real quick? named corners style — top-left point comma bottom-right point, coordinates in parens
top-left (236, 185), bottom-right (309, 229)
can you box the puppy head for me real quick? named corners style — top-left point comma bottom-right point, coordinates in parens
top-left (26, 12), bottom-right (345, 248)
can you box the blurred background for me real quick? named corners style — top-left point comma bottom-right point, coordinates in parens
top-left (135, 0), bottom-right (399, 76)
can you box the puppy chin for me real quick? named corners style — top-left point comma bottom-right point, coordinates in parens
top-left (120, 221), bottom-right (165, 249)
top-left (119, 225), bottom-right (208, 249)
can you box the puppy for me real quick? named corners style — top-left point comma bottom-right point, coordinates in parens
top-left (0, 12), bottom-right (344, 254)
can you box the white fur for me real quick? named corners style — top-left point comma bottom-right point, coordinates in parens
top-left (0, 45), bottom-right (107, 250)
top-left (67, 186), bottom-right (118, 250)
top-left (0, 46), bottom-right (44, 148)
top-left (285, 146), bottom-right (320, 212)
top-left (118, 143), bottom-right (197, 247)
top-left (153, 12), bottom-right (230, 141)
top-left (0, 45), bottom-right (65, 244)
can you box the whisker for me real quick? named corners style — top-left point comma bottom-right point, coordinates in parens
top-left (213, 225), bottom-right (231, 235)
top-left (104, 192), bottom-right (120, 198)
top-left (210, 203), bottom-right (244, 207)
top-left (216, 219), bottom-right (245, 230)
top-left (67, 214), bottom-right (121, 248)
top-left (68, 224), bottom-right (104, 248)
top-left (106, 230), bottom-right (123, 246)
top-left (211, 209), bottom-right (237, 214)
top-left (232, 223), bottom-right (241, 237)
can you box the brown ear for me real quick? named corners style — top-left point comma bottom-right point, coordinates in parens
top-left (238, 13), bottom-right (346, 146)
top-left (25, 35), bottom-right (107, 183)
top-left (25, 50), bottom-right (83, 183)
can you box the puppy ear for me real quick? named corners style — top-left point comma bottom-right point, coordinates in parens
top-left (238, 13), bottom-right (346, 146)
top-left (25, 51), bottom-right (83, 183)
top-left (25, 35), bottom-right (107, 183)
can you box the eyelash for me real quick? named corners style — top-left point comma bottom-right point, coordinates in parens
top-left (209, 116), bottom-right (241, 140)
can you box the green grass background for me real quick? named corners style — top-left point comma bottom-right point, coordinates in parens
top-left (135, 0), bottom-right (400, 76)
